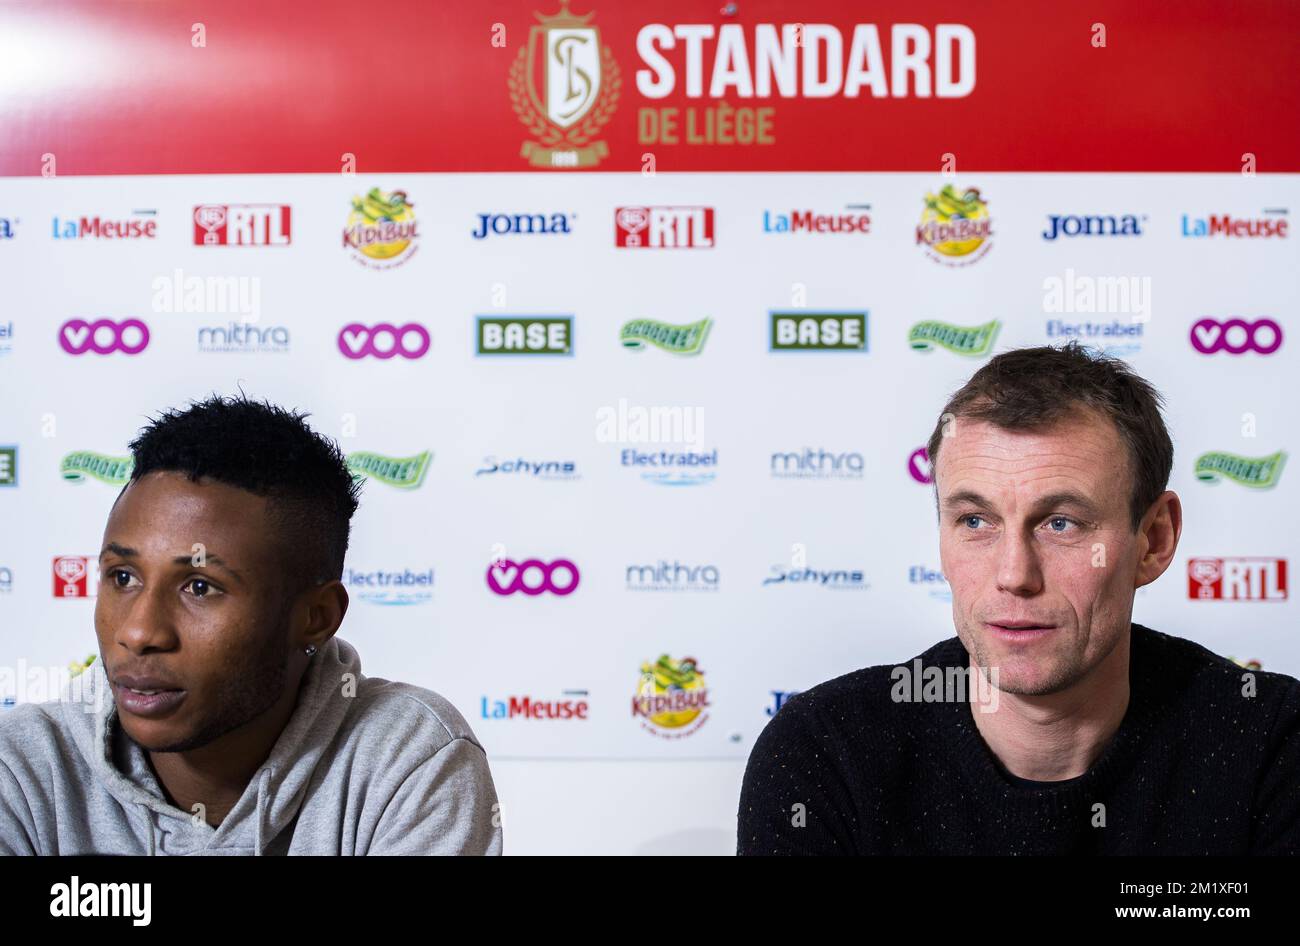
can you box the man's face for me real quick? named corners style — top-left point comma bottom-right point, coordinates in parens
top-left (95, 471), bottom-right (297, 752)
top-left (935, 409), bottom-right (1144, 695)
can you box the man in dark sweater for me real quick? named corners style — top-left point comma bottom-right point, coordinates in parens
top-left (738, 342), bottom-right (1300, 855)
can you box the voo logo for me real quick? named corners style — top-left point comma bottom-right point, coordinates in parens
top-left (486, 558), bottom-right (580, 596)
top-left (59, 319), bottom-right (150, 355)
top-left (337, 323), bottom-right (430, 359)
top-left (1190, 317), bottom-right (1282, 355)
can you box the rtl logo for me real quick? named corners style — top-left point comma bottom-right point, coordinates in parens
top-left (615, 206), bottom-right (714, 248)
top-left (53, 556), bottom-right (96, 598)
top-left (1188, 557), bottom-right (1287, 601)
top-left (194, 205), bottom-right (291, 246)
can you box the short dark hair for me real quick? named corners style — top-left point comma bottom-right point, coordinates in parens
top-left (925, 341), bottom-right (1173, 531)
top-left (122, 392), bottom-right (362, 591)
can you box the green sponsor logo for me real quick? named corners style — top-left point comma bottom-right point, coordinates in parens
top-left (1194, 450), bottom-right (1286, 488)
top-left (346, 450), bottom-right (432, 489)
top-left (0, 446), bottom-right (15, 486)
top-left (476, 316), bottom-right (572, 355)
top-left (61, 451), bottom-right (133, 485)
top-left (620, 318), bottom-right (711, 355)
top-left (769, 312), bottom-right (867, 351)
top-left (909, 318), bottom-right (1001, 356)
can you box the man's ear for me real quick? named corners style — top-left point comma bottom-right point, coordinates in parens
top-left (296, 580), bottom-right (348, 652)
top-left (1135, 490), bottom-right (1182, 589)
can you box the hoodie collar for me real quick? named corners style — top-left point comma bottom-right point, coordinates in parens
top-left (64, 635), bottom-right (362, 855)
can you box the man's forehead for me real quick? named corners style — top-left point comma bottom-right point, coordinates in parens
top-left (936, 414), bottom-right (1127, 504)
top-left (106, 471), bottom-right (271, 541)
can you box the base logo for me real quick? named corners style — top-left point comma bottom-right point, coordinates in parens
top-left (1188, 558), bottom-right (1287, 601)
top-left (916, 184), bottom-right (992, 265)
top-left (345, 450), bottom-right (431, 489)
top-left (769, 311), bottom-right (867, 352)
top-left (909, 319), bottom-right (1000, 356)
top-left (510, 3), bottom-right (620, 168)
top-left (476, 316), bottom-right (573, 355)
top-left (1194, 450), bottom-right (1286, 488)
top-left (0, 446), bottom-right (15, 487)
top-left (343, 188), bottom-right (418, 269)
top-left (620, 318), bottom-right (711, 355)
top-left (633, 655), bottom-right (710, 739)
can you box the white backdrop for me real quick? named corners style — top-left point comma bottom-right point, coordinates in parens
top-left (1, 171), bottom-right (1296, 853)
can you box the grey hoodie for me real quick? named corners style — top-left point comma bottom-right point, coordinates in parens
top-left (0, 636), bottom-right (502, 855)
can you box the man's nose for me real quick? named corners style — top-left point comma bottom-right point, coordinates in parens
top-left (995, 530), bottom-right (1044, 596)
top-left (114, 583), bottom-right (180, 654)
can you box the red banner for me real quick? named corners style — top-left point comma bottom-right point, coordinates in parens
top-left (1, 0), bottom-right (1296, 175)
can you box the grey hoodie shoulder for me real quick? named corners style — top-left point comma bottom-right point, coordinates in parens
top-left (0, 637), bottom-right (502, 855)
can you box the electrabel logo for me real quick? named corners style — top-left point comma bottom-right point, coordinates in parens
top-left (0, 216), bottom-right (17, 239)
top-left (1045, 318), bottom-right (1143, 357)
top-left (622, 447), bottom-right (717, 486)
top-left (1181, 209), bottom-right (1289, 239)
top-left (634, 655), bottom-right (710, 740)
top-left (52, 210), bottom-right (157, 240)
top-left (59, 319), bottom-right (150, 356)
top-left (615, 206), bottom-right (713, 248)
top-left (472, 212), bottom-right (574, 240)
top-left (193, 205), bottom-right (291, 245)
top-left (480, 691), bottom-right (590, 720)
top-left (345, 567), bottom-right (434, 606)
top-left (767, 690), bottom-right (800, 716)
top-left (1188, 558), bottom-right (1287, 601)
top-left (762, 205), bottom-right (871, 235)
top-left (909, 564), bottom-right (951, 602)
top-left (907, 447), bottom-right (933, 484)
top-left (909, 319), bottom-right (1000, 356)
top-left (476, 315), bottom-right (573, 355)
top-left (475, 457), bottom-right (579, 481)
top-left (625, 560), bottom-right (719, 593)
top-left (762, 564), bottom-right (868, 590)
top-left (1194, 450), bottom-right (1286, 489)
top-left (345, 450), bottom-right (432, 489)
top-left (769, 311), bottom-right (867, 352)
top-left (917, 184), bottom-right (992, 265)
top-left (1042, 214), bottom-right (1146, 241)
top-left (53, 556), bottom-right (97, 598)
top-left (770, 448), bottom-right (863, 479)
top-left (1189, 317), bottom-right (1282, 355)
top-left (486, 558), bottom-right (580, 596)
top-left (0, 446), bottom-right (16, 487)
top-left (338, 322), bottom-right (430, 360)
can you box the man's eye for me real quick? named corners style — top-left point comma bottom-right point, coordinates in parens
top-left (961, 515), bottom-right (985, 529)
top-left (107, 568), bottom-right (136, 588)
top-left (1045, 516), bottom-right (1077, 532)
top-left (184, 578), bottom-right (219, 598)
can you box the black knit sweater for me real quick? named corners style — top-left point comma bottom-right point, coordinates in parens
top-left (737, 623), bottom-right (1300, 854)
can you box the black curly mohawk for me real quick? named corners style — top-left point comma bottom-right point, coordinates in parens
top-left (122, 391), bottom-right (363, 591)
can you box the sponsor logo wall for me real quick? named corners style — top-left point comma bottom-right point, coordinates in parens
top-left (0, 2), bottom-right (1296, 761)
